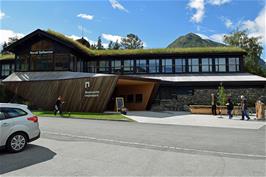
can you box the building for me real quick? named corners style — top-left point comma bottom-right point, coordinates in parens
top-left (1, 29), bottom-right (266, 112)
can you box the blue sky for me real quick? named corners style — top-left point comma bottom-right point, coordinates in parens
top-left (0, 0), bottom-right (265, 59)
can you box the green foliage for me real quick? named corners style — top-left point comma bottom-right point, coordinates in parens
top-left (96, 36), bottom-right (104, 50)
top-left (168, 33), bottom-right (225, 48)
top-left (0, 54), bottom-right (15, 61)
top-left (1, 42), bottom-right (8, 54)
top-left (217, 84), bottom-right (227, 106)
top-left (224, 30), bottom-right (265, 77)
top-left (121, 34), bottom-right (144, 49)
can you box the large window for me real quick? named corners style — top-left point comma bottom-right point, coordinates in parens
top-left (136, 59), bottom-right (147, 73)
top-left (149, 59), bottom-right (160, 73)
top-left (54, 54), bottom-right (70, 71)
top-left (111, 60), bottom-right (122, 73)
top-left (31, 54), bottom-right (54, 71)
top-left (16, 55), bottom-right (29, 71)
top-left (87, 61), bottom-right (97, 73)
top-left (188, 58), bottom-right (199, 72)
top-left (228, 57), bottom-right (240, 72)
top-left (1, 64), bottom-right (12, 76)
top-left (123, 60), bottom-right (134, 73)
top-left (162, 59), bottom-right (173, 73)
top-left (175, 59), bottom-right (186, 73)
top-left (202, 58), bottom-right (213, 72)
top-left (99, 60), bottom-right (109, 73)
top-left (215, 58), bottom-right (226, 72)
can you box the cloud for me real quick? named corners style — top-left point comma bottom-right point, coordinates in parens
top-left (109, 0), bottom-right (129, 13)
top-left (0, 10), bottom-right (5, 20)
top-left (102, 33), bottom-right (123, 42)
top-left (207, 0), bottom-right (231, 6)
top-left (77, 13), bottom-right (94, 20)
top-left (188, 0), bottom-right (205, 23)
top-left (196, 33), bottom-right (225, 43)
top-left (220, 17), bottom-right (233, 29)
top-left (0, 29), bottom-right (24, 45)
top-left (188, 0), bottom-right (231, 24)
top-left (241, 7), bottom-right (265, 44)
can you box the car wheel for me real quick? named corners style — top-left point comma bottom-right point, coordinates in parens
top-left (6, 133), bottom-right (28, 153)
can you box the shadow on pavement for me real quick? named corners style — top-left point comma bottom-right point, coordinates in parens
top-left (0, 144), bottom-right (56, 175)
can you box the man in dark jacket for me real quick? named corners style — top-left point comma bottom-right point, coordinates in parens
top-left (211, 93), bottom-right (217, 115)
top-left (226, 97), bottom-right (234, 119)
top-left (240, 95), bottom-right (250, 120)
top-left (54, 96), bottom-right (64, 116)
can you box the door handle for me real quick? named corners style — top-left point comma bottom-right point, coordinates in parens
top-left (1, 123), bottom-right (9, 127)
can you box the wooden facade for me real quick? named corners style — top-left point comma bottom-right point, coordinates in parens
top-left (4, 75), bottom-right (119, 112)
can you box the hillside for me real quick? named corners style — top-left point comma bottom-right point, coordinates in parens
top-left (167, 33), bottom-right (225, 48)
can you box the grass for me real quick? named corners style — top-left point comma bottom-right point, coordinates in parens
top-left (0, 54), bottom-right (15, 61)
top-left (47, 29), bottom-right (246, 57)
top-left (32, 111), bottom-right (133, 121)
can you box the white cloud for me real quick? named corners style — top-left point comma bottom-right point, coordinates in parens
top-left (188, 0), bottom-right (205, 23)
top-left (0, 10), bottom-right (5, 20)
top-left (188, 0), bottom-right (231, 24)
top-left (241, 7), bottom-right (265, 44)
top-left (102, 33), bottom-right (123, 42)
top-left (207, 0), bottom-right (231, 6)
top-left (195, 33), bottom-right (210, 39)
top-left (77, 13), bottom-right (94, 20)
top-left (224, 18), bottom-right (233, 29)
top-left (109, 0), bottom-right (129, 13)
top-left (209, 33), bottom-right (226, 43)
top-left (0, 29), bottom-right (24, 45)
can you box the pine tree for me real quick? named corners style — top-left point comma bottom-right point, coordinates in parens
top-left (96, 36), bottom-right (104, 50)
top-left (108, 41), bottom-right (114, 50)
top-left (113, 40), bottom-right (121, 50)
top-left (1, 42), bottom-right (8, 54)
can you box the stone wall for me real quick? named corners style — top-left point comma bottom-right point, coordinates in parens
top-left (151, 87), bottom-right (266, 112)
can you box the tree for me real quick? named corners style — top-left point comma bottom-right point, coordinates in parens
top-left (224, 30), bottom-right (265, 77)
top-left (1, 42), bottom-right (8, 54)
top-left (217, 84), bottom-right (227, 106)
top-left (121, 34), bottom-right (144, 49)
top-left (7, 36), bottom-right (19, 46)
top-left (113, 40), bottom-right (121, 50)
top-left (96, 36), bottom-right (104, 50)
top-left (108, 41), bottom-right (114, 50)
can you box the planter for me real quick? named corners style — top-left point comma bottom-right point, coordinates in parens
top-left (189, 105), bottom-right (241, 115)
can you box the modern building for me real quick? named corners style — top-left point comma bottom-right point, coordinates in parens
top-left (1, 29), bottom-right (266, 112)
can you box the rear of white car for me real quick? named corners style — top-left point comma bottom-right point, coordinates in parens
top-left (0, 103), bottom-right (40, 152)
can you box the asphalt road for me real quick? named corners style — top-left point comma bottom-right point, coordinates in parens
top-left (1, 117), bottom-right (265, 176)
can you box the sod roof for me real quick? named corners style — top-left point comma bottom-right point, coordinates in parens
top-left (0, 54), bottom-right (15, 61)
top-left (3, 29), bottom-right (246, 60)
top-left (46, 30), bottom-right (246, 57)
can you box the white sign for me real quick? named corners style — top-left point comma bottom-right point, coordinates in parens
top-left (85, 81), bottom-right (90, 89)
top-left (30, 50), bottom-right (54, 55)
top-left (85, 91), bottom-right (100, 97)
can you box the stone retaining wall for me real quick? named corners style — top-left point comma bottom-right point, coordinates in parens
top-left (151, 87), bottom-right (266, 112)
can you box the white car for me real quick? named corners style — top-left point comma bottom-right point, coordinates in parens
top-left (0, 103), bottom-right (40, 152)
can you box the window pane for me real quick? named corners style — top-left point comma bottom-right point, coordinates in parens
top-left (188, 58), bottom-right (199, 72)
top-left (162, 59), bottom-right (173, 73)
top-left (149, 59), bottom-right (159, 73)
top-left (111, 60), bottom-right (122, 73)
top-left (136, 60), bottom-right (147, 73)
top-left (124, 60), bottom-right (134, 73)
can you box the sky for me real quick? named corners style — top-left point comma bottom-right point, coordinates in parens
top-left (0, 0), bottom-right (265, 59)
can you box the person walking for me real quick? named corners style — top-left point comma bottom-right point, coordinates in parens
top-left (211, 93), bottom-right (217, 115)
top-left (54, 96), bottom-right (64, 116)
top-left (240, 95), bottom-right (250, 120)
top-left (226, 97), bottom-right (234, 119)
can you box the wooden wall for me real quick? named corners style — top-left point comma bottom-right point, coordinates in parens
top-left (4, 76), bottom-right (119, 112)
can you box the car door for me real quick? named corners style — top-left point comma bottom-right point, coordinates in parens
top-left (0, 108), bottom-right (20, 146)
top-left (0, 108), bottom-right (6, 146)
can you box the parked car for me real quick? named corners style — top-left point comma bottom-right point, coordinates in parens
top-left (0, 103), bottom-right (40, 153)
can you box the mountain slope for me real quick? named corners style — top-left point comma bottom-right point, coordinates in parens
top-left (167, 33), bottom-right (225, 48)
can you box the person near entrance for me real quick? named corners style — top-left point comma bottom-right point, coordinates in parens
top-left (211, 93), bottom-right (217, 115)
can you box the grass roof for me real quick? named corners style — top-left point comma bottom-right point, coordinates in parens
top-left (46, 29), bottom-right (246, 57)
top-left (0, 54), bottom-right (15, 61)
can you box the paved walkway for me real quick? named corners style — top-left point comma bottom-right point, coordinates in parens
top-left (126, 111), bottom-right (266, 129)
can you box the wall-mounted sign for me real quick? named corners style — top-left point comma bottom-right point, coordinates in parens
top-left (30, 50), bottom-right (54, 55)
top-left (85, 91), bottom-right (100, 97)
top-left (85, 81), bottom-right (90, 89)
